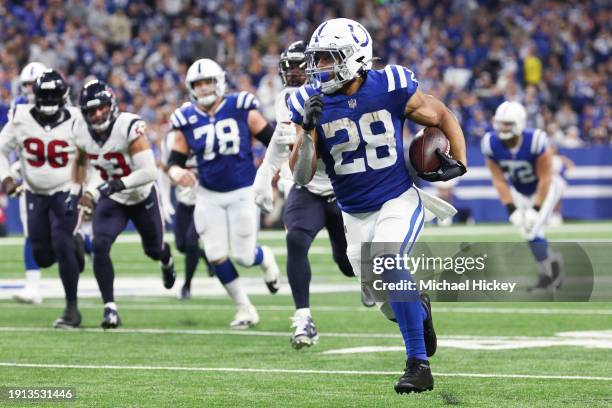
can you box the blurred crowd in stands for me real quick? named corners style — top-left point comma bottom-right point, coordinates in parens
top-left (0, 0), bottom-right (609, 153)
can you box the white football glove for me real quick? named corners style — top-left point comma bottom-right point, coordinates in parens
top-left (273, 122), bottom-right (297, 146)
top-left (509, 208), bottom-right (524, 228)
top-left (161, 200), bottom-right (175, 224)
top-left (253, 163), bottom-right (275, 213)
top-left (522, 207), bottom-right (539, 239)
top-left (168, 166), bottom-right (197, 187)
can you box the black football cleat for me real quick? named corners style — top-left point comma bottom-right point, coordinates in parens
top-left (53, 304), bottom-right (82, 329)
top-left (101, 307), bottom-right (122, 329)
top-left (420, 293), bottom-right (437, 357)
top-left (394, 358), bottom-right (434, 394)
top-left (161, 258), bottom-right (176, 289)
top-left (177, 285), bottom-right (191, 300)
top-left (527, 274), bottom-right (553, 292)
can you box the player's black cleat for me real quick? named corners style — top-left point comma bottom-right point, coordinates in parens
top-left (550, 254), bottom-right (564, 289)
top-left (53, 304), bottom-right (82, 329)
top-left (420, 293), bottom-right (437, 357)
top-left (101, 307), bottom-right (121, 329)
top-left (527, 274), bottom-right (553, 292)
top-left (161, 258), bottom-right (176, 289)
top-left (74, 233), bottom-right (85, 273)
top-left (178, 285), bottom-right (191, 300)
top-left (394, 358), bottom-right (434, 394)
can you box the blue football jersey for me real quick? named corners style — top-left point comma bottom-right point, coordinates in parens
top-left (481, 128), bottom-right (548, 196)
top-left (288, 65), bottom-right (418, 213)
top-left (170, 92), bottom-right (260, 192)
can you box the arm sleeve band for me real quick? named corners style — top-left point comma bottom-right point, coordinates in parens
top-left (167, 150), bottom-right (188, 169)
top-left (254, 124), bottom-right (274, 147)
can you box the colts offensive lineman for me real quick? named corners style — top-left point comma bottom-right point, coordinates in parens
top-left (7, 61), bottom-right (47, 304)
top-left (253, 41), bottom-right (356, 349)
top-left (481, 101), bottom-right (564, 291)
top-left (289, 19), bottom-right (467, 394)
top-left (0, 69), bottom-right (84, 328)
top-left (167, 58), bottom-right (280, 329)
top-left (72, 79), bottom-right (176, 329)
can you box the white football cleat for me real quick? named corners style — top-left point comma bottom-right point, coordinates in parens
top-left (290, 313), bottom-right (319, 350)
top-left (260, 246), bottom-right (280, 294)
top-left (13, 288), bottom-right (42, 305)
top-left (230, 304), bottom-right (260, 329)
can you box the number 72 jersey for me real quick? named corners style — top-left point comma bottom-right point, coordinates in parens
top-left (0, 104), bottom-right (79, 195)
top-left (170, 92), bottom-right (260, 193)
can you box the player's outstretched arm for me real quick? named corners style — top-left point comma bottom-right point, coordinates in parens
top-left (533, 147), bottom-right (553, 208)
top-left (0, 121), bottom-right (20, 196)
top-left (248, 110), bottom-right (274, 147)
top-left (486, 157), bottom-right (513, 206)
top-left (289, 93), bottom-right (322, 185)
top-left (167, 129), bottom-right (197, 187)
top-left (405, 89), bottom-right (467, 167)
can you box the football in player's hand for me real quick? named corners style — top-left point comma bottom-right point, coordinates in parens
top-left (409, 127), bottom-right (450, 173)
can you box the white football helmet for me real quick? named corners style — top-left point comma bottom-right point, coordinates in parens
top-left (306, 18), bottom-right (373, 94)
top-left (493, 101), bottom-right (527, 140)
top-left (19, 62), bottom-right (47, 102)
top-left (185, 59), bottom-right (226, 107)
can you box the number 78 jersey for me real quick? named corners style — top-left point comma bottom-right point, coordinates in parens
top-left (170, 92), bottom-right (260, 193)
top-left (288, 65), bottom-right (418, 213)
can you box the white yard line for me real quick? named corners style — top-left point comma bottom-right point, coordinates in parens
top-left (0, 362), bottom-right (610, 381)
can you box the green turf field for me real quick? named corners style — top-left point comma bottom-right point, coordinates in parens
top-left (1, 223), bottom-right (611, 407)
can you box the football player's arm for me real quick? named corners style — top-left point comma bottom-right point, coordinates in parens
top-left (120, 134), bottom-right (158, 189)
top-left (0, 122), bottom-right (19, 195)
top-left (404, 89), bottom-right (467, 166)
top-left (486, 157), bottom-right (513, 206)
top-left (248, 110), bottom-right (273, 147)
top-left (167, 129), bottom-right (197, 187)
top-left (289, 124), bottom-right (318, 186)
top-left (533, 147), bottom-right (553, 209)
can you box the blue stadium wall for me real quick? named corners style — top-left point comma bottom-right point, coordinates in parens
top-left (3, 147), bottom-right (612, 234)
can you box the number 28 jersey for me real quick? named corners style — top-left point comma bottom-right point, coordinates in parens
top-left (73, 112), bottom-right (153, 205)
top-left (170, 92), bottom-right (260, 193)
top-left (481, 128), bottom-right (548, 196)
top-left (288, 65), bottom-right (419, 213)
top-left (0, 104), bottom-right (79, 195)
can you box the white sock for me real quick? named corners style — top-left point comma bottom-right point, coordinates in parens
top-left (104, 302), bottom-right (118, 311)
top-left (224, 278), bottom-right (250, 306)
top-left (25, 270), bottom-right (41, 291)
top-left (295, 308), bottom-right (311, 319)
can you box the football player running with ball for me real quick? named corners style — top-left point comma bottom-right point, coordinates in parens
top-left (253, 41), bottom-right (357, 349)
top-left (0, 70), bottom-right (85, 328)
top-left (167, 59), bottom-right (280, 329)
top-left (72, 79), bottom-right (176, 329)
top-left (482, 101), bottom-right (564, 291)
top-left (289, 19), bottom-right (467, 394)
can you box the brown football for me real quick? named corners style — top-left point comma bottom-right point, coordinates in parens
top-left (409, 127), bottom-right (450, 173)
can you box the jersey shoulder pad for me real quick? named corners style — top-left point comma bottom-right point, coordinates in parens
top-left (528, 128), bottom-right (548, 155)
top-left (9, 103), bottom-right (32, 125)
top-left (232, 91), bottom-right (260, 110)
top-left (117, 112), bottom-right (146, 144)
top-left (380, 65), bottom-right (419, 94)
top-left (170, 103), bottom-right (194, 130)
top-left (287, 84), bottom-right (318, 124)
top-left (481, 131), bottom-right (495, 157)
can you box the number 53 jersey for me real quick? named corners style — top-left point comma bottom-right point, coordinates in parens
top-left (73, 112), bottom-right (153, 205)
top-left (170, 92), bottom-right (260, 193)
top-left (0, 104), bottom-right (79, 195)
top-left (288, 65), bottom-right (419, 213)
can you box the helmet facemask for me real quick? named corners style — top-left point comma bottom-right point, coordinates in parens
top-left (188, 77), bottom-right (221, 108)
top-left (305, 45), bottom-right (360, 94)
top-left (35, 86), bottom-right (68, 117)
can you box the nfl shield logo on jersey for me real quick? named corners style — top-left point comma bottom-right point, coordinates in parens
top-left (348, 98), bottom-right (357, 109)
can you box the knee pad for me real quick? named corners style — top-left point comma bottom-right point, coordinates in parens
top-left (286, 229), bottom-right (313, 255)
top-left (232, 252), bottom-right (255, 267)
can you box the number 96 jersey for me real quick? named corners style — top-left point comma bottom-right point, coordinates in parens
top-left (74, 112), bottom-right (154, 205)
top-left (288, 65), bottom-right (419, 213)
top-left (170, 92), bottom-right (260, 193)
top-left (0, 104), bottom-right (79, 195)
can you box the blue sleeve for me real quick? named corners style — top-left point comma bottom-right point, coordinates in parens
top-left (481, 132), bottom-right (494, 158)
top-left (234, 91), bottom-right (260, 110)
top-left (383, 65), bottom-right (419, 117)
top-left (170, 107), bottom-right (188, 131)
top-left (287, 85), bottom-right (317, 126)
top-left (530, 129), bottom-right (548, 156)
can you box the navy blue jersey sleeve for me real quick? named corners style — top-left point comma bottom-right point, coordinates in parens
top-left (234, 91), bottom-right (260, 110)
top-left (169, 105), bottom-right (189, 131)
top-left (530, 129), bottom-right (548, 156)
top-left (481, 132), bottom-right (495, 158)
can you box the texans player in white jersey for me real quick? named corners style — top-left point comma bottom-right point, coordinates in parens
top-left (5, 61), bottom-right (47, 305)
top-left (253, 41), bottom-right (357, 349)
top-left (160, 130), bottom-right (212, 300)
top-left (71, 79), bottom-right (176, 329)
top-left (0, 69), bottom-right (85, 328)
top-left (167, 58), bottom-right (280, 329)
top-left (289, 19), bottom-right (467, 394)
top-left (481, 101), bottom-right (564, 291)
